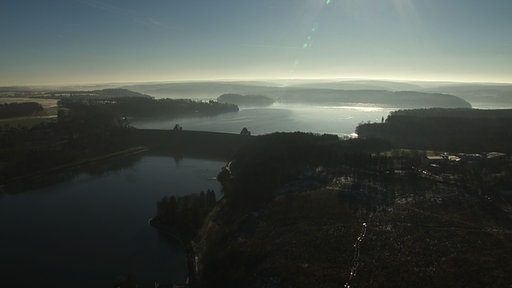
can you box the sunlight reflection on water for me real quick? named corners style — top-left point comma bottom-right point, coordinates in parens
top-left (132, 104), bottom-right (394, 137)
top-left (318, 105), bottom-right (385, 112)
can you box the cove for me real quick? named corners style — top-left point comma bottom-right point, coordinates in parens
top-left (0, 155), bottom-right (224, 288)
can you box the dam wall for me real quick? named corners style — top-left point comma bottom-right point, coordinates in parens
top-left (132, 129), bottom-right (252, 160)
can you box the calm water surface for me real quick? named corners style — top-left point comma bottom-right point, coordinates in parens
top-left (0, 156), bottom-right (223, 288)
top-left (133, 103), bottom-right (394, 136)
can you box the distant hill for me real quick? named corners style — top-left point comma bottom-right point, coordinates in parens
top-left (273, 88), bottom-right (471, 108)
top-left (421, 84), bottom-right (512, 108)
top-left (122, 81), bottom-right (471, 109)
top-left (289, 79), bottom-right (423, 91)
top-left (40, 88), bottom-right (153, 100)
top-left (3, 80), bottom-right (511, 109)
top-left (65, 81), bottom-right (512, 109)
top-left (91, 88), bottom-right (152, 99)
top-left (59, 96), bottom-right (238, 119)
top-left (4, 81), bottom-right (488, 109)
top-left (0, 88), bottom-right (153, 99)
top-left (122, 81), bottom-right (277, 99)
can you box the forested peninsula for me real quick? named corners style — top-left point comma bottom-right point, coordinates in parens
top-left (356, 108), bottom-right (512, 152)
top-left (0, 92), bottom-right (239, 192)
top-left (151, 110), bottom-right (512, 287)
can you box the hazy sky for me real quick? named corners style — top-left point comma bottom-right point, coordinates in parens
top-left (1, 0), bottom-right (512, 85)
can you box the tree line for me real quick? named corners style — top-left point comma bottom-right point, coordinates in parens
top-left (58, 97), bottom-right (238, 119)
top-left (217, 132), bottom-right (392, 211)
top-left (357, 108), bottom-right (512, 152)
top-left (0, 102), bottom-right (43, 118)
top-left (152, 190), bottom-right (217, 241)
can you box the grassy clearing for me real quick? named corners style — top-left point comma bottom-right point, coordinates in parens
top-left (41, 106), bottom-right (59, 116)
top-left (0, 97), bottom-right (59, 128)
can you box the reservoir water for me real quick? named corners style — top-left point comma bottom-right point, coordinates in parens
top-left (132, 103), bottom-right (393, 136)
top-left (0, 156), bottom-right (223, 288)
top-left (0, 104), bottom-right (393, 287)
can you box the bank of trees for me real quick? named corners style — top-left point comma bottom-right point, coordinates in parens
top-left (59, 97), bottom-right (238, 119)
top-left (153, 190), bottom-right (217, 240)
top-left (192, 131), bottom-right (512, 288)
top-left (217, 132), bottom-right (392, 210)
top-left (0, 102), bottom-right (43, 118)
top-left (1, 96), bottom-right (240, 192)
top-left (0, 99), bottom-right (134, 191)
top-left (357, 108), bottom-right (512, 152)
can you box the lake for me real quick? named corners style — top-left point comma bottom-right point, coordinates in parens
top-left (0, 156), bottom-right (223, 288)
top-left (132, 103), bottom-right (394, 137)
top-left (0, 104), bottom-right (393, 287)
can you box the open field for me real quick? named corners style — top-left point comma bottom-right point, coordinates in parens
top-left (0, 97), bottom-right (59, 108)
top-left (0, 97), bottom-right (59, 128)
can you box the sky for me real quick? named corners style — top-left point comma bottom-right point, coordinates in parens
top-left (1, 0), bottom-right (512, 86)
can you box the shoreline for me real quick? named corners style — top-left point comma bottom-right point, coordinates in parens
top-left (1, 145), bottom-right (148, 193)
top-left (1, 128), bottom-right (250, 194)
top-left (148, 217), bottom-right (199, 288)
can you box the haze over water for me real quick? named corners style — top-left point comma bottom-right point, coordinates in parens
top-left (133, 103), bottom-right (392, 137)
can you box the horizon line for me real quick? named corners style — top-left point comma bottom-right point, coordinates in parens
top-left (1, 76), bottom-right (512, 88)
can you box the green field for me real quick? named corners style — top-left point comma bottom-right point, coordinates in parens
top-left (0, 97), bottom-right (59, 128)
